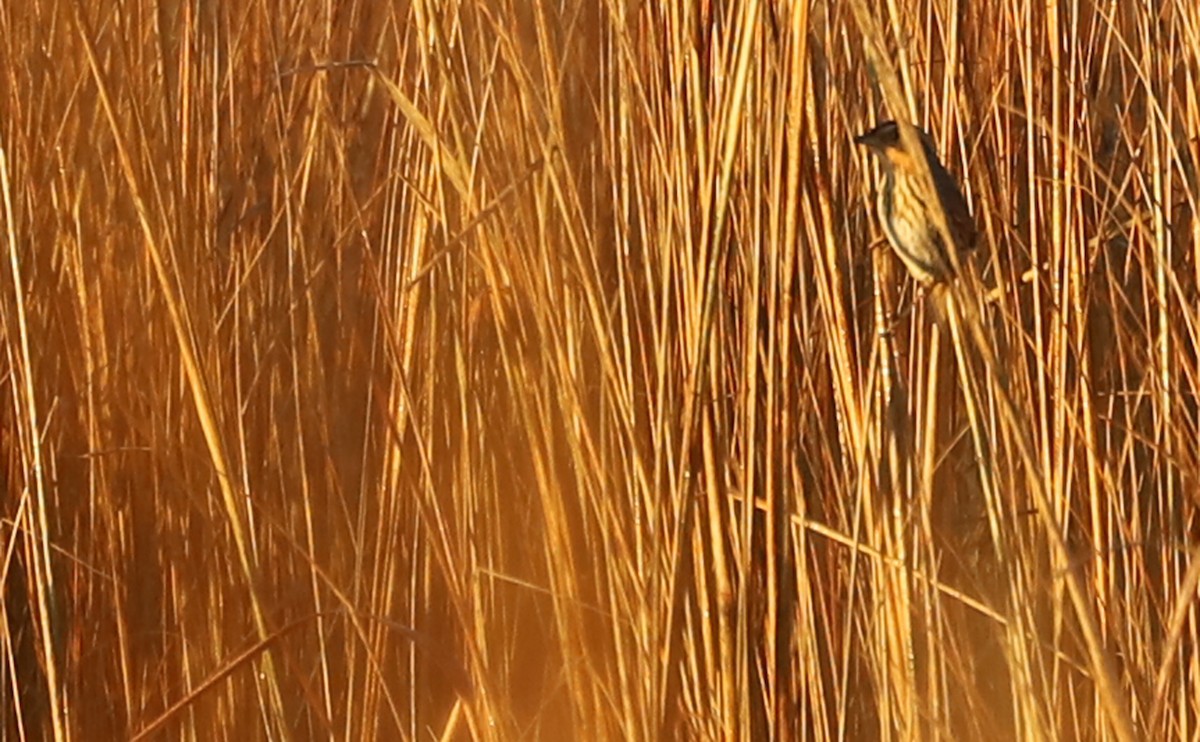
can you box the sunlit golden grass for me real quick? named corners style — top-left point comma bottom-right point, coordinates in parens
top-left (2, 1), bottom-right (1198, 739)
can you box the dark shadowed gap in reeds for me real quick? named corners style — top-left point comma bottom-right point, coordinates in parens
top-left (1, 0), bottom-right (1197, 739)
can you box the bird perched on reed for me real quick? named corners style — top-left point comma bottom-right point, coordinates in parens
top-left (855, 121), bottom-right (976, 287)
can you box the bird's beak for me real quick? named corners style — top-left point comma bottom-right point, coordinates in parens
top-left (853, 132), bottom-right (877, 149)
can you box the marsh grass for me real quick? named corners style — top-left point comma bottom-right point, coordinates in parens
top-left (2, 1), bottom-right (1198, 739)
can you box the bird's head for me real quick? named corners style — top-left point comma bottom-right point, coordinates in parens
top-left (854, 121), bottom-right (936, 170)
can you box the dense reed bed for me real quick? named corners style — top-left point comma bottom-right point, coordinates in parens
top-left (2, 1), bottom-right (1198, 739)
